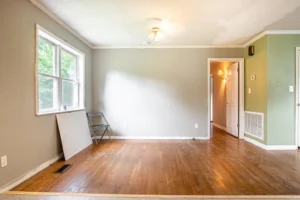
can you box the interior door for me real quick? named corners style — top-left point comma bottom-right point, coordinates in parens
top-left (226, 62), bottom-right (239, 137)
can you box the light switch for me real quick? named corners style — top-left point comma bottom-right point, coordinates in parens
top-left (248, 88), bottom-right (251, 94)
top-left (289, 86), bottom-right (294, 93)
top-left (1, 155), bottom-right (7, 167)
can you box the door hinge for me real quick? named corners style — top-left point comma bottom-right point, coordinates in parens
top-left (237, 124), bottom-right (239, 128)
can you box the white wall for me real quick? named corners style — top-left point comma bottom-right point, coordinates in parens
top-left (93, 48), bottom-right (243, 138)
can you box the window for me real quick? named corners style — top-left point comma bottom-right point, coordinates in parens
top-left (36, 25), bottom-right (85, 115)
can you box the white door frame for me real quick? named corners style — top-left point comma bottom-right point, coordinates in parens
top-left (207, 58), bottom-right (245, 139)
top-left (295, 47), bottom-right (300, 147)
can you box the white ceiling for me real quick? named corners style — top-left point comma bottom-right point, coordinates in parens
top-left (36, 0), bottom-right (300, 48)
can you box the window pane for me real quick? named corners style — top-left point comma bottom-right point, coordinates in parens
top-left (62, 80), bottom-right (79, 109)
top-left (61, 50), bottom-right (77, 80)
top-left (38, 38), bottom-right (55, 75)
top-left (38, 75), bottom-right (57, 110)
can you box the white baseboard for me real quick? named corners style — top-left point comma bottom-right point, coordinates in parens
top-left (212, 123), bottom-right (226, 131)
top-left (0, 153), bottom-right (63, 193)
top-left (244, 137), bottom-right (298, 150)
top-left (94, 136), bottom-right (210, 140)
top-left (244, 137), bottom-right (266, 149)
top-left (265, 145), bottom-right (298, 150)
top-left (195, 136), bottom-right (210, 140)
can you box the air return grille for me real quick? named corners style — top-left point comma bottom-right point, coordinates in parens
top-left (245, 111), bottom-right (264, 140)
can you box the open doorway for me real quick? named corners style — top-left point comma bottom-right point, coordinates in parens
top-left (208, 58), bottom-right (244, 139)
top-left (296, 47), bottom-right (300, 147)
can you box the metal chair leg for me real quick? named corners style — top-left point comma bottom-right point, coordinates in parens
top-left (108, 126), bottom-right (112, 141)
top-left (99, 126), bottom-right (109, 141)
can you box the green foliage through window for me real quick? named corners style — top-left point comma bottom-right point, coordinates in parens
top-left (38, 38), bottom-right (55, 75)
top-left (38, 37), bottom-right (79, 111)
top-left (61, 50), bottom-right (77, 80)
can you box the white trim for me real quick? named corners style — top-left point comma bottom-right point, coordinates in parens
top-left (243, 32), bottom-right (266, 47)
top-left (245, 132), bottom-right (264, 141)
top-left (89, 30), bottom-right (300, 49)
top-left (95, 136), bottom-right (209, 140)
top-left (26, 1), bottom-right (300, 50)
top-left (244, 136), bottom-right (298, 150)
top-left (244, 136), bottom-right (266, 149)
top-left (37, 25), bottom-right (84, 56)
top-left (212, 123), bottom-right (226, 131)
top-left (95, 45), bottom-right (244, 49)
top-left (36, 25), bottom-right (85, 116)
top-left (265, 30), bottom-right (300, 34)
top-left (208, 58), bottom-right (245, 140)
top-left (238, 60), bottom-right (245, 139)
top-left (93, 30), bottom-right (300, 48)
top-left (265, 145), bottom-right (298, 150)
top-left (27, 0), bottom-right (300, 50)
top-left (29, 0), bottom-right (93, 48)
top-left (195, 136), bottom-right (210, 140)
top-left (37, 108), bottom-right (85, 116)
top-left (244, 30), bottom-right (300, 47)
top-left (296, 47), bottom-right (300, 147)
top-left (0, 154), bottom-right (63, 193)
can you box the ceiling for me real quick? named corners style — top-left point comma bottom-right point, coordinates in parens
top-left (36, 0), bottom-right (300, 48)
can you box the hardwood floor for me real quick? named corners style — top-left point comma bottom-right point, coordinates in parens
top-left (12, 127), bottom-right (300, 195)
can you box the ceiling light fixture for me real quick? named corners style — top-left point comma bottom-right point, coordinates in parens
top-left (146, 27), bottom-right (163, 45)
top-left (218, 70), bottom-right (228, 81)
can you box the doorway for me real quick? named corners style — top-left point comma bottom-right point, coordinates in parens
top-left (207, 58), bottom-right (244, 139)
top-left (296, 47), bottom-right (300, 147)
top-left (210, 75), bottom-right (213, 122)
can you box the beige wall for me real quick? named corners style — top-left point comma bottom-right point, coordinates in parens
top-left (93, 49), bottom-right (244, 138)
top-left (0, 0), bottom-right (92, 188)
top-left (210, 62), bottom-right (234, 128)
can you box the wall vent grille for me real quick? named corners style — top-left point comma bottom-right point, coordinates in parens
top-left (245, 111), bottom-right (264, 140)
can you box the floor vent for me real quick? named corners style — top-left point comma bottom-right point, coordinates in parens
top-left (54, 164), bottom-right (72, 174)
top-left (245, 111), bottom-right (264, 140)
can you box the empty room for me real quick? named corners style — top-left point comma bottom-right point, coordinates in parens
top-left (1, 0), bottom-right (300, 199)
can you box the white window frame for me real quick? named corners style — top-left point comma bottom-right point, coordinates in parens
top-left (35, 24), bottom-right (85, 115)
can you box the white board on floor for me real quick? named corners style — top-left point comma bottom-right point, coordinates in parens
top-left (56, 110), bottom-right (92, 160)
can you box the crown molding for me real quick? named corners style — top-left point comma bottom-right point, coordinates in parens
top-left (29, 0), bottom-right (94, 49)
top-left (243, 32), bottom-right (266, 47)
top-left (29, 0), bottom-right (300, 50)
top-left (243, 30), bottom-right (300, 47)
top-left (93, 30), bottom-right (300, 49)
top-left (94, 45), bottom-right (244, 49)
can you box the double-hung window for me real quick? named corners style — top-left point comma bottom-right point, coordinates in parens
top-left (36, 25), bottom-right (85, 115)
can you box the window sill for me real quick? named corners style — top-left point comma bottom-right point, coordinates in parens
top-left (36, 108), bottom-right (85, 116)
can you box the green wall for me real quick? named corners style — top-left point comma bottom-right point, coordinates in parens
top-left (244, 36), bottom-right (268, 144)
top-left (266, 35), bottom-right (300, 145)
top-left (245, 34), bottom-right (300, 146)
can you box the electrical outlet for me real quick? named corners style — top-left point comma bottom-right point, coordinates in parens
top-left (1, 155), bottom-right (7, 167)
top-left (195, 123), bottom-right (198, 129)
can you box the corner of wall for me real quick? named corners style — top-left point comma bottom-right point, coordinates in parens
top-left (244, 36), bottom-right (268, 145)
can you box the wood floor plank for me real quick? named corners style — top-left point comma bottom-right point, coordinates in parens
top-left (12, 127), bottom-right (300, 195)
